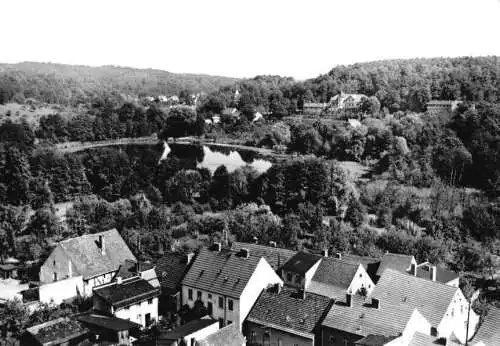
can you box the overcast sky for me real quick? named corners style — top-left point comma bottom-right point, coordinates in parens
top-left (1, 0), bottom-right (499, 80)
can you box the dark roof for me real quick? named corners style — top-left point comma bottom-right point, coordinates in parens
top-left (115, 260), bottom-right (156, 280)
top-left (76, 314), bottom-right (141, 331)
top-left (375, 253), bottom-right (414, 277)
top-left (181, 247), bottom-right (262, 298)
top-left (372, 269), bottom-right (459, 327)
top-left (355, 334), bottom-right (397, 346)
top-left (340, 254), bottom-right (381, 280)
top-left (308, 258), bottom-right (361, 299)
top-left (322, 293), bottom-right (421, 337)
top-left (230, 242), bottom-right (296, 271)
top-left (196, 324), bottom-right (246, 346)
top-left (57, 229), bottom-right (136, 279)
top-left (281, 252), bottom-right (322, 275)
top-left (247, 288), bottom-right (332, 337)
top-left (160, 318), bottom-right (217, 340)
top-left (93, 277), bottom-right (160, 309)
top-left (415, 264), bottom-right (459, 284)
top-left (472, 307), bottom-right (500, 345)
top-left (155, 252), bottom-right (192, 294)
top-left (26, 317), bottom-right (89, 346)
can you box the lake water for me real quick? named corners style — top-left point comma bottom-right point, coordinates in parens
top-left (160, 142), bottom-right (272, 174)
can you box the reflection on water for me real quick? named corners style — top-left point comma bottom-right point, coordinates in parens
top-left (161, 142), bottom-right (272, 173)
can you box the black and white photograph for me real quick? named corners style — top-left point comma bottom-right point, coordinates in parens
top-left (0, 0), bottom-right (499, 345)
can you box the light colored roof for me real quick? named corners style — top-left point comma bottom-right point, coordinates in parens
top-left (375, 253), bottom-right (414, 277)
top-left (408, 332), bottom-right (438, 346)
top-left (415, 263), bottom-right (459, 284)
top-left (196, 324), bottom-right (246, 346)
top-left (181, 247), bottom-right (262, 298)
top-left (230, 242), bottom-right (296, 271)
top-left (472, 307), bottom-right (500, 345)
top-left (58, 229), bottom-right (136, 279)
top-left (308, 258), bottom-right (360, 299)
top-left (372, 269), bottom-right (459, 327)
top-left (322, 293), bottom-right (420, 337)
top-left (247, 287), bottom-right (332, 336)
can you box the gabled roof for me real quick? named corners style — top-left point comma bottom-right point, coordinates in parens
top-left (472, 307), bottom-right (500, 345)
top-left (308, 258), bottom-right (361, 299)
top-left (57, 229), bottom-right (136, 279)
top-left (341, 254), bottom-right (381, 280)
top-left (155, 252), bottom-right (192, 294)
top-left (93, 277), bottom-right (160, 309)
top-left (281, 252), bottom-right (322, 275)
top-left (26, 317), bottom-right (88, 346)
top-left (196, 324), bottom-right (246, 346)
top-left (181, 247), bottom-right (262, 298)
top-left (76, 314), bottom-right (141, 331)
top-left (375, 253), bottom-right (414, 277)
top-left (230, 242), bottom-right (296, 271)
top-left (160, 318), bottom-right (217, 340)
top-left (372, 269), bottom-right (459, 327)
top-left (247, 288), bottom-right (332, 337)
top-left (322, 293), bottom-right (421, 337)
top-left (415, 263), bottom-right (459, 284)
top-left (355, 334), bottom-right (398, 346)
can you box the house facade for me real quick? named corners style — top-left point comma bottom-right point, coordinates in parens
top-left (181, 245), bottom-right (283, 330)
top-left (329, 92), bottom-right (367, 110)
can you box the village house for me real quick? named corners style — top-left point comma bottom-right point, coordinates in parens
top-left (307, 254), bottom-right (375, 300)
top-left (230, 241), bottom-right (297, 273)
top-left (375, 253), bottom-right (417, 280)
top-left (245, 286), bottom-right (332, 346)
top-left (303, 102), bottom-right (327, 115)
top-left (281, 251), bottom-right (322, 290)
top-left (330, 92), bottom-right (367, 110)
top-left (22, 317), bottom-right (90, 346)
top-left (93, 276), bottom-right (160, 328)
top-left (76, 313), bottom-right (141, 346)
top-left (39, 229), bottom-right (137, 302)
top-left (469, 306), bottom-right (500, 346)
top-left (158, 317), bottom-right (219, 346)
top-left (426, 100), bottom-right (463, 114)
top-left (181, 244), bottom-right (283, 330)
top-left (197, 324), bottom-right (247, 346)
top-left (155, 251), bottom-right (195, 313)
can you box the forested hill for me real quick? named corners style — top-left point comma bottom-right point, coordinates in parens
top-left (303, 56), bottom-right (500, 111)
top-left (0, 62), bottom-right (238, 105)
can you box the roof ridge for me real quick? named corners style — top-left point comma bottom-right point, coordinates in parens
top-left (59, 229), bottom-right (117, 244)
top-left (385, 268), bottom-right (459, 291)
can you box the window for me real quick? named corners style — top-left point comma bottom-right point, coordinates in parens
top-left (228, 299), bottom-right (233, 311)
top-left (431, 327), bottom-right (438, 336)
top-left (218, 318), bottom-right (224, 328)
top-left (208, 293), bottom-right (212, 299)
top-left (218, 297), bottom-right (224, 308)
top-left (197, 291), bottom-right (202, 300)
top-left (148, 299), bottom-right (153, 305)
top-left (53, 272), bottom-right (58, 281)
top-left (188, 289), bottom-right (193, 300)
top-left (251, 331), bottom-right (256, 341)
top-left (53, 260), bottom-right (56, 266)
top-left (227, 320), bottom-right (232, 325)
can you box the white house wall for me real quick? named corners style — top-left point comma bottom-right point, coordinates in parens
top-left (39, 275), bottom-right (84, 305)
top-left (114, 297), bottom-right (159, 328)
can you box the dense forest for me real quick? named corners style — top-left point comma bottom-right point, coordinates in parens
top-left (0, 62), bottom-right (238, 105)
top-left (0, 56), bottom-right (499, 288)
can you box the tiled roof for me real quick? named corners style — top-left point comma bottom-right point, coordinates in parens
top-left (93, 277), bottom-right (160, 309)
top-left (375, 253), bottom-right (414, 277)
top-left (155, 252), bottom-right (192, 294)
top-left (322, 293), bottom-right (420, 337)
top-left (181, 247), bottom-right (261, 298)
top-left (472, 307), bottom-right (500, 345)
top-left (230, 242), bottom-right (296, 271)
top-left (308, 258), bottom-right (360, 299)
top-left (160, 318), bottom-right (217, 340)
top-left (372, 269), bottom-right (458, 327)
top-left (355, 334), bottom-right (398, 346)
top-left (26, 317), bottom-right (89, 345)
top-left (76, 314), bottom-right (141, 331)
top-left (340, 254), bottom-right (381, 280)
top-left (247, 287), bottom-right (332, 337)
top-left (415, 264), bottom-right (459, 284)
top-left (407, 332), bottom-right (439, 346)
top-left (281, 252), bottom-right (322, 275)
top-left (196, 324), bottom-right (246, 346)
top-left (58, 229), bottom-right (136, 279)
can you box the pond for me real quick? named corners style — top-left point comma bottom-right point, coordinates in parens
top-left (160, 142), bottom-right (272, 174)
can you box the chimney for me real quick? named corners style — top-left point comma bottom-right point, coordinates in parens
top-left (186, 252), bottom-right (194, 264)
top-left (322, 249), bottom-right (329, 257)
top-left (335, 252), bottom-right (342, 259)
top-left (410, 263), bottom-right (417, 276)
top-left (430, 265), bottom-right (437, 281)
top-left (213, 242), bottom-right (222, 252)
top-left (276, 283), bottom-right (282, 294)
top-left (346, 293), bottom-right (352, 307)
top-left (372, 298), bottom-right (380, 309)
top-left (269, 241), bottom-right (277, 247)
top-left (98, 235), bottom-right (106, 255)
top-left (240, 248), bottom-right (250, 258)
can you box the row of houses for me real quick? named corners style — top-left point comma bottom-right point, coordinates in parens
top-left (21, 229), bottom-right (499, 346)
